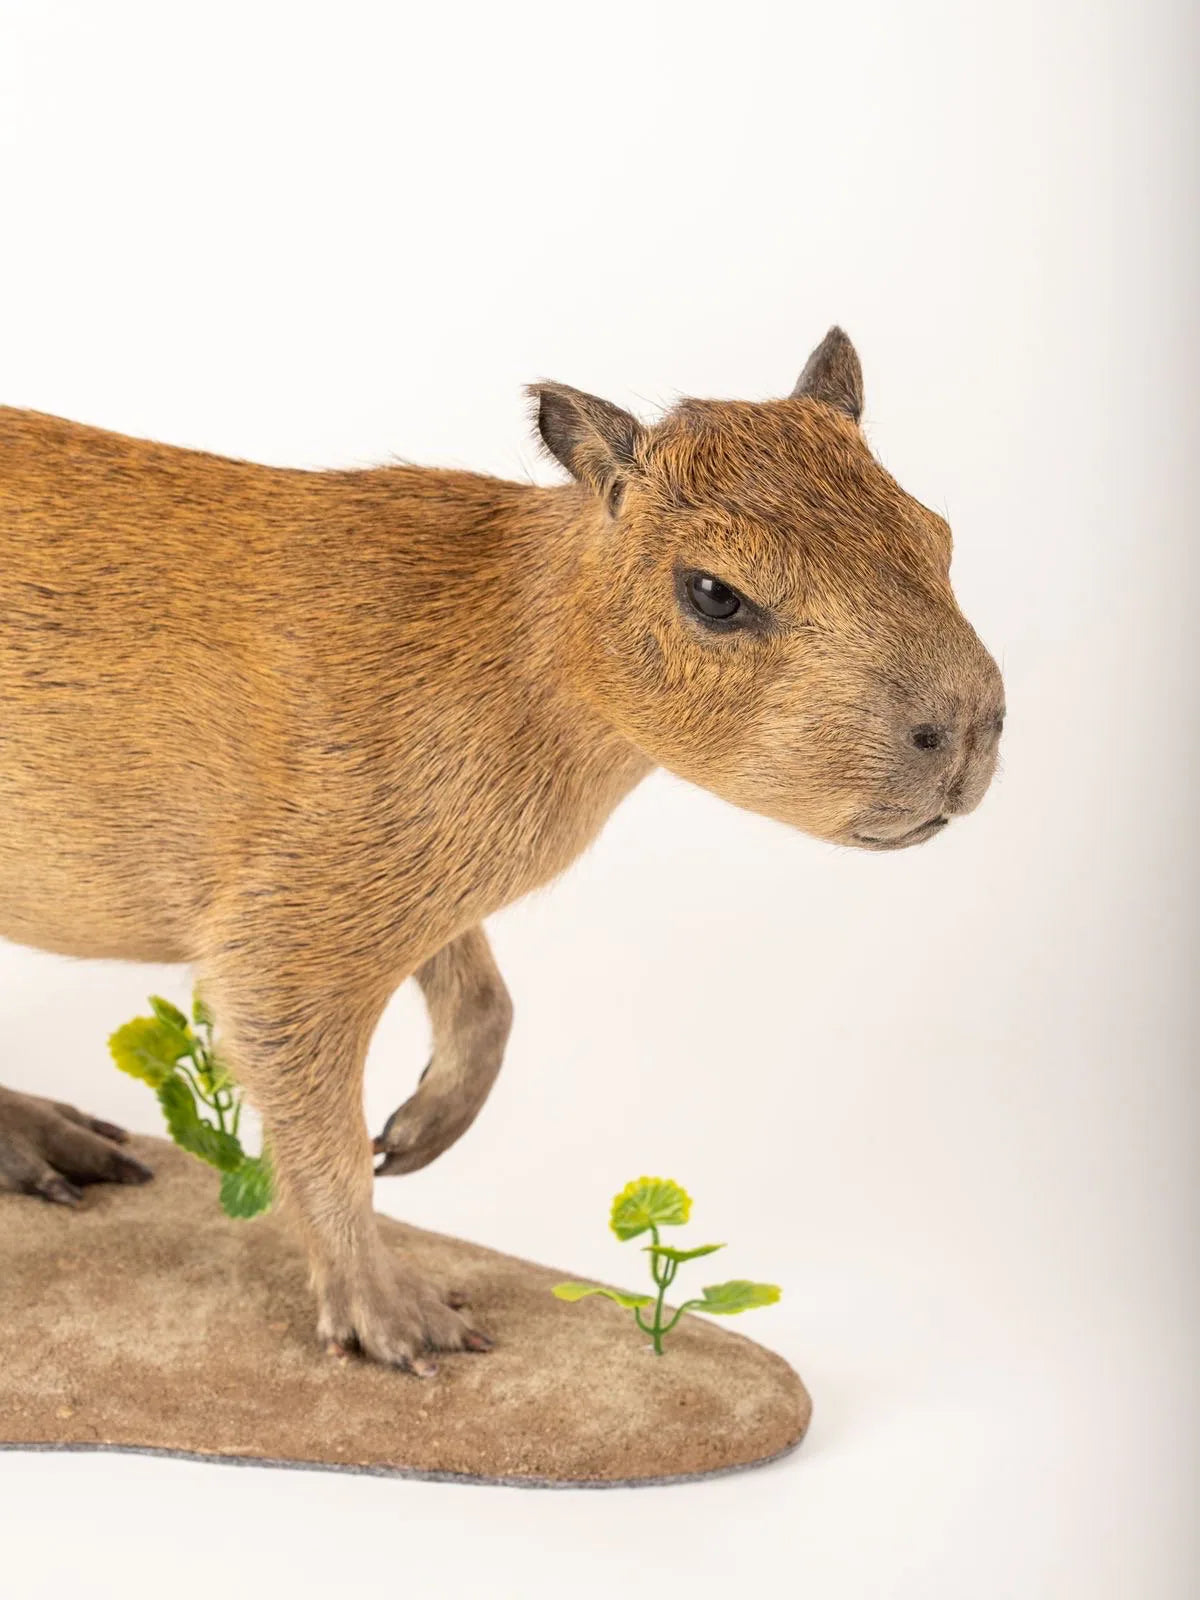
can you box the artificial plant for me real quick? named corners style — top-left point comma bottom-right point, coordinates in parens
top-left (108, 990), bottom-right (272, 1218)
top-left (552, 1177), bottom-right (780, 1354)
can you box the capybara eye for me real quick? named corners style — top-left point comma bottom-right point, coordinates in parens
top-left (686, 572), bottom-right (742, 622)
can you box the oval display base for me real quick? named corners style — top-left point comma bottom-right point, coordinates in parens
top-left (0, 1137), bottom-right (810, 1486)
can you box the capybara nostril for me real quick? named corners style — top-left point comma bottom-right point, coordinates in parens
top-left (910, 724), bottom-right (945, 752)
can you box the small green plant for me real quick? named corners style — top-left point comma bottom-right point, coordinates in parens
top-left (108, 990), bottom-right (273, 1219)
top-left (552, 1177), bottom-right (780, 1355)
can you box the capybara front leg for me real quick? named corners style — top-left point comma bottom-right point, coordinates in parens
top-left (204, 970), bottom-right (492, 1374)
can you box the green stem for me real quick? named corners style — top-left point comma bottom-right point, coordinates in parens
top-left (187, 1037), bottom-right (211, 1085)
top-left (175, 1058), bottom-right (228, 1135)
top-left (648, 1226), bottom-right (670, 1355)
top-left (203, 1068), bottom-right (228, 1135)
top-left (659, 1302), bottom-right (691, 1338)
top-left (195, 1037), bottom-right (235, 1135)
top-left (174, 1062), bottom-right (210, 1106)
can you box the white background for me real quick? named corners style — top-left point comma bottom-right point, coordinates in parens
top-left (1, 2), bottom-right (1196, 1595)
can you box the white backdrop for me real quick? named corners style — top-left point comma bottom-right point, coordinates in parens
top-left (1, 2), bottom-right (1196, 1596)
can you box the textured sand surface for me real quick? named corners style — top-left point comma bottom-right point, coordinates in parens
top-left (0, 1137), bottom-right (810, 1485)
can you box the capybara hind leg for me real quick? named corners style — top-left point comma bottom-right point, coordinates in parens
top-left (374, 924), bottom-right (513, 1176)
top-left (202, 967), bottom-right (493, 1374)
top-left (0, 1083), bottom-right (154, 1204)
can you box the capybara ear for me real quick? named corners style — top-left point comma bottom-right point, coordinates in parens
top-left (528, 381), bottom-right (645, 514)
top-left (791, 326), bottom-right (864, 423)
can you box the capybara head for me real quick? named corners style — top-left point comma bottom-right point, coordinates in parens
top-left (531, 328), bottom-right (1004, 850)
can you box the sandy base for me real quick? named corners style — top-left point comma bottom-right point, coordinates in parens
top-left (0, 1137), bottom-right (810, 1486)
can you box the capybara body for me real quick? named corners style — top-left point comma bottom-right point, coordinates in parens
top-left (0, 331), bottom-right (1004, 1370)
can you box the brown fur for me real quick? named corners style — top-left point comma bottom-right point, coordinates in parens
top-left (0, 330), bottom-right (1003, 1372)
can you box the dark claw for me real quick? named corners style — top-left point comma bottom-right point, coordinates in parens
top-left (371, 1102), bottom-right (413, 1159)
top-left (116, 1154), bottom-right (154, 1184)
top-left (379, 1107), bottom-right (399, 1143)
top-left (38, 1174), bottom-right (82, 1206)
top-left (90, 1118), bottom-right (128, 1143)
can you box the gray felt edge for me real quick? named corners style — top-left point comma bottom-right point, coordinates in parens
top-left (0, 1434), bottom-right (804, 1489)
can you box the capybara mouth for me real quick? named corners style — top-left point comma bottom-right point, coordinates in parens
top-left (851, 816), bottom-right (950, 850)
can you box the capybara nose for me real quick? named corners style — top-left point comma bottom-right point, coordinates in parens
top-left (909, 704), bottom-right (1003, 756)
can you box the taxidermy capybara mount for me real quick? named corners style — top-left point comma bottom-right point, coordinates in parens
top-left (0, 329), bottom-right (1004, 1377)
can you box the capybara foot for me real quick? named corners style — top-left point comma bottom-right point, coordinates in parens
top-left (372, 1077), bottom-right (479, 1176)
top-left (316, 1242), bottom-right (493, 1375)
top-left (0, 1084), bottom-right (153, 1203)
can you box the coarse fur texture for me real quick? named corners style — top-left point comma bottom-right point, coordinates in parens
top-left (0, 329), bottom-right (1004, 1372)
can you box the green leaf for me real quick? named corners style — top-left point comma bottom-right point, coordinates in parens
top-left (156, 1076), bottom-right (244, 1172)
top-left (682, 1280), bottom-right (782, 1316)
top-left (551, 1282), bottom-right (655, 1310)
top-left (191, 992), bottom-right (215, 1030)
top-left (642, 1242), bottom-right (725, 1264)
top-left (108, 1016), bottom-right (192, 1086)
top-left (149, 995), bottom-right (190, 1032)
top-left (219, 1155), bottom-right (273, 1219)
top-left (609, 1177), bottom-right (692, 1241)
